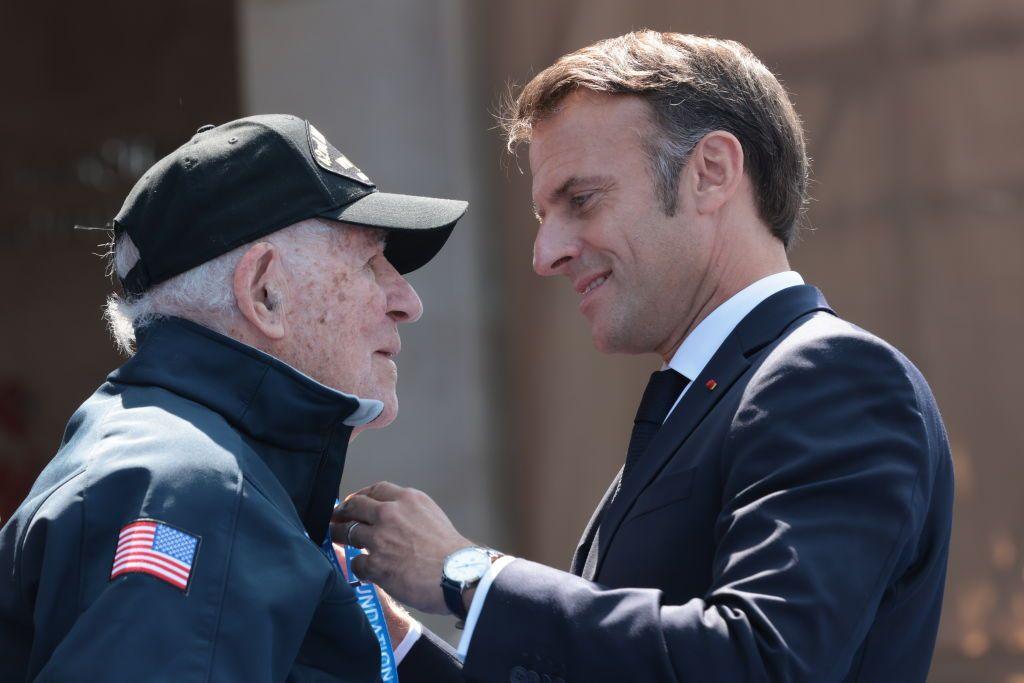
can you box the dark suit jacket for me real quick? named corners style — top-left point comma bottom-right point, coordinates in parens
top-left (400, 285), bottom-right (954, 682)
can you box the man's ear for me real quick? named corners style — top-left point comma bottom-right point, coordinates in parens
top-left (684, 130), bottom-right (745, 216)
top-left (233, 242), bottom-right (288, 340)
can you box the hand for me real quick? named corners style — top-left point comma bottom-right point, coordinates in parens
top-left (332, 481), bottom-right (472, 614)
top-left (330, 542), bottom-right (415, 645)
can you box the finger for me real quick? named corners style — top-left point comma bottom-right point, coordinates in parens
top-left (332, 493), bottom-right (383, 524)
top-left (350, 552), bottom-right (375, 582)
top-left (330, 519), bottom-right (373, 548)
top-left (340, 481), bottom-right (401, 503)
top-left (362, 481), bottom-right (406, 502)
top-left (347, 521), bottom-right (370, 549)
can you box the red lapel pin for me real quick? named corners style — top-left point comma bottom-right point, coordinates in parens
top-left (705, 379), bottom-right (718, 391)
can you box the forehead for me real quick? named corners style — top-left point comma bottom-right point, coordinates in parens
top-left (528, 92), bottom-right (653, 199)
top-left (326, 221), bottom-right (386, 251)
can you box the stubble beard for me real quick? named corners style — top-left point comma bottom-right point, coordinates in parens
top-left (592, 289), bottom-right (662, 355)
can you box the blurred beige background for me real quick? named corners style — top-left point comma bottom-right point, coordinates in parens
top-left (1, 1), bottom-right (1022, 680)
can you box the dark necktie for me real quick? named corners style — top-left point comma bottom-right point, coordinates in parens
top-left (621, 369), bottom-right (690, 484)
top-left (581, 368), bottom-right (689, 579)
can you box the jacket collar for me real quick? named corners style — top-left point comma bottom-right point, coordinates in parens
top-left (108, 317), bottom-right (384, 541)
top-left (667, 271), bottom-right (804, 382)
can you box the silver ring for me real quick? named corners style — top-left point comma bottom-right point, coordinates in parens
top-left (345, 521), bottom-right (361, 547)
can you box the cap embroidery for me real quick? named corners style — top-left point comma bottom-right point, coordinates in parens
top-left (307, 123), bottom-right (373, 185)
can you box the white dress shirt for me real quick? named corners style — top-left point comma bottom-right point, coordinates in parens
top-left (406, 271), bottom-right (805, 660)
top-left (664, 270), bottom-right (804, 417)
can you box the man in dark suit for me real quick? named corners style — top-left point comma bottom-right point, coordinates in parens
top-left (335, 31), bottom-right (953, 682)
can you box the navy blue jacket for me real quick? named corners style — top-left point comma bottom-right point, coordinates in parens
top-left (1, 318), bottom-right (387, 682)
top-left (402, 286), bottom-right (954, 682)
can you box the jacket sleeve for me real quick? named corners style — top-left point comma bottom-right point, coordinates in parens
top-left (23, 436), bottom-right (354, 682)
top-left (398, 625), bottom-right (465, 682)
top-left (462, 334), bottom-right (939, 683)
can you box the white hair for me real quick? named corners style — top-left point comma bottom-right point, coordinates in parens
top-left (103, 219), bottom-right (337, 355)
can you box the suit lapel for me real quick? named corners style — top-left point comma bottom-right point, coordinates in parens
top-left (590, 336), bottom-right (750, 579)
top-left (570, 467), bottom-right (622, 575)
top-left (588, 285), bottom-right (834, 580)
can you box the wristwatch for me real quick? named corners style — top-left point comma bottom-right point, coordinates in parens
top-left (441, 546), bottom-right (499, 620)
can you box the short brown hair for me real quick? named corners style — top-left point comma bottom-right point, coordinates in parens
top-left (501, 31), bottom-right (809, 246)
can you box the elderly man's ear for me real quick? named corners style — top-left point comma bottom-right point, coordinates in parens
top-left (233, 242), bottom-right (289, 340)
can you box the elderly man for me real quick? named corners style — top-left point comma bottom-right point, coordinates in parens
top-left (0, 114), bottom-right (467, 681)
top-left (341, 32), bottom-right (954, 682)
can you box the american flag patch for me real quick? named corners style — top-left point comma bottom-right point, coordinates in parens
top-left (110, 519), bottom-right (200, 591)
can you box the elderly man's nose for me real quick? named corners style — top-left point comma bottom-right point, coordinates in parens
top-left (388, 276), bottom-right (423, 324)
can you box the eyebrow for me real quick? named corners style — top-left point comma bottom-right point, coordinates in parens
top-left (533, 174), bottom-right (614, 217)
top-left (356, 229), bottom-right (387, 256)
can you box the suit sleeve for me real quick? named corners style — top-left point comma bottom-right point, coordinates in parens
top-left (398, 625), bottom-right (465, 682)
top-left (462, 334), bottom-right (936, 682)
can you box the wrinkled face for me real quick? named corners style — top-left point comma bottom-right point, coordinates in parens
top-left (284, 224), bottom-right (422, 429)
top-left (529, 91), bottom-right (711, 355)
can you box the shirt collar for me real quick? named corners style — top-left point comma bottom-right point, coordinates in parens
top-left (668, 271), bottom-right (804, 380)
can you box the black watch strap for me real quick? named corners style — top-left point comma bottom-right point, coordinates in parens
top-left (441, 575), bottom-right (469, 620)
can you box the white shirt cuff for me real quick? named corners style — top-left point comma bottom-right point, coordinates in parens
top-left (393, 616), bottom-right (422, 665)
top-left (456, 554), bottom-right (516, 660)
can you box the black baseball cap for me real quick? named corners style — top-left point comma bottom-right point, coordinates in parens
top-left (112, 114), bottom-right (468, 296)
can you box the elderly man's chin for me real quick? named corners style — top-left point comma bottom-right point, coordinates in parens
top-left (350, 374), bottom-right (399, 439)
top-left (375, 390), bottom-right (399, 428)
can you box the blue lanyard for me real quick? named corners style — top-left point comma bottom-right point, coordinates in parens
top-left (321, 534), bottom-right (400, 682)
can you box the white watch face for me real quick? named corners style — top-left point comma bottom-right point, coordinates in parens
top-left (445, 548), bottom-right (491, 583)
